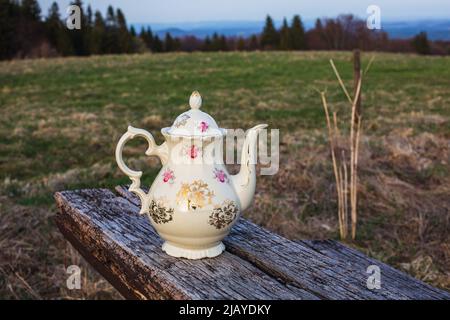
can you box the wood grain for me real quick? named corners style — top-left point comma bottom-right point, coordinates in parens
top-left (54, 187), bottom-right (450, 300)
top-left (55, 189), bottom-right (318, 300)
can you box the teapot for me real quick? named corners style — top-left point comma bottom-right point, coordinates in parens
top-left (115, 91), bottom-right (267, 259)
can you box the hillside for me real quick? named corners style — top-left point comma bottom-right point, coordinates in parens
top-left (0, 51), bottom-right (449, 298)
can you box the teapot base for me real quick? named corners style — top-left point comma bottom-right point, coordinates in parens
top-left (162, 241), bottom-right (225, 260)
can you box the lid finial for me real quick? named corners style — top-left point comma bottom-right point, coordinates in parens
top-left (189, 91), bottom-right (202, 110)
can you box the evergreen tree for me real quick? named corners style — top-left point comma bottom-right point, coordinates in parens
top-left (261, 15), bottom-right (279, 50)
top-left (116, 8), bottom-right (132, 53)
top-left (152, 35), bottom-right (163, 52)
top-left (104, 5), bottom-right (119, 53)
top-left (0, 0), bottom-right (20, 59)
top-left (219, 35), bottom-right (228, 51)
top-left (130, 25), bottom-right (136, 37)
top-left (279, 17), bottom-right (291, 50)
top-left (83, 4), bottom-right (94, 54)
top-left (412, 31), bottom-right (430, 55)
top-left (45, 2), bottom-right (73, 55)
top-left (90, 10), bottom-right (106, 54)
top-left (86, 4), bottom-right (93, 26)
top-left (19, 0), bottom-right (45, 57)
top-left (139, 26), bottom-right (153, 49)
top-left (211, 33), bottom-right (220, 51)
top-left (173, 37), bottom-right (181, 51)
top-left (203, 36), bottom-right (212, 51)
top-left (236, 37), bottom-right (246, 51)
top-left (164, 32), bottom-right (174, 52)
top-left (21, 0), bottom-right (41, 20)
top-left (105, 5), bottom-right (116, 26)
top-left (249, 34), bottom-right (259, 50)
top-left (291, 15), bottom-right (306, 50)
top-left (69, 0), bottom-right (89, 55)
top-left (139, 26), bottom-right (147, 46)
top-left (315, 18), bottom-right (323, 30)
top-left (146, 27), bottom-right (154, 48)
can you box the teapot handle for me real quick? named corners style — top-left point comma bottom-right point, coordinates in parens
top-left (115, 126), bottom-right (168, 214)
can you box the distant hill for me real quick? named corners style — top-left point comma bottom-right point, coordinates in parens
top-left (132, 19), bottom-right (450, 40)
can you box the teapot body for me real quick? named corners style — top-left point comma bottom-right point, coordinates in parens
top-left (115, 91), bottom-right (267, 259)
top-left (146, 136), bottom-right (241, 259)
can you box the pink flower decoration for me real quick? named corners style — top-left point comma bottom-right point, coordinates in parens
top-left (162, 169), bottom-right (175, 184)
top-left (214, 168), bottom-right (228, 183)
top-left (189, 145), bottom-right (198, 159)
top-left (199, 121), bottom-right (209, 133)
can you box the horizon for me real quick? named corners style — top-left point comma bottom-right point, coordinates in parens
top-left (37, 0), bottom-right (450, 23)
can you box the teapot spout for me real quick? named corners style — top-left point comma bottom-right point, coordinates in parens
top-left (231, 124), bottom-right (267, 211)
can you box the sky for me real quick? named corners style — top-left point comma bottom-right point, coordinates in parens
top-left (38, 0), bottom-right (450, 23)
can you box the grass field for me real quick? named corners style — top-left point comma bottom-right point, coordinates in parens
top-left (0, 51), bottom-right (449, 299)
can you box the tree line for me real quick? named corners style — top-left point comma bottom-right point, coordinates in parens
top-left (0, 0), bottom-right (448, 60)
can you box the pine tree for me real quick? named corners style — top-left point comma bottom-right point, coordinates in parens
top-left (83, 4), bottom-right (94, 55)
top-left (86, 4), bottom-right (93, 26)
top-left (104, 5), bottom-right (119, 53)
top-left (139, 26), bottom-right (153, 49)
top-left (0, 0), bottom-right (20, 59)
top-left (152, 35), bottom-right (163, 52)
top-left (21, 0), bottom-right (41, 20)
top-left (164, 33), bottom-right (174, 52)
top-left (291, 15), bottom-right (306, 50)
top-left (249, 34), bottom-right (259, 50)
top-left (203, 36), bottom-right (211, 51)
top-left (279, 17), bottom-right (291, 50)
top-left (106, 5), bottom-right (116, 27)
top-left (173, 37), bottom-right (181, 51)
top-left (116, 8), bottom-right (132, 53)
top-left (90, 10), bottom-right (106, 54)
top-left (130, 25), bottom-right (136, 37)
top-left (219, 35), bottom-right (228, 51)
top-left (139, 26), bottom-right (147, 46)
top-left (261, 15), bottom-right (279, 50)
top-left (211, 33), bottom-right (220, 51)
top-left (146, 27), bottom-right (154, 47)
top-left (45, 2), bottom-right (73, 55)
top-left (236, 37), bottom-right (246, 51)
top-left (412, 31), bottom-right (430, 55)
top-left (69, 0), bottom-right (89, 55)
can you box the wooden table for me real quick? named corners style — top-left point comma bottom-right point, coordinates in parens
top-left (54, 187), bottom-right (450, 300)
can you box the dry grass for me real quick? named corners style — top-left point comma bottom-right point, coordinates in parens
top-left (0, 197), bottom-right (121, 299)
top-left (246, 127), bottom-right (450, 290)
top-left (320, 58), bottom-right (363, 240)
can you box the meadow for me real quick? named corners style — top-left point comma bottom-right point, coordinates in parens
top-left (0, 51), bottom-right (449, 299)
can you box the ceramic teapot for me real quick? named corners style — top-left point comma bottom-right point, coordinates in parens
top-left (115, 91), bottom-right (267, 259)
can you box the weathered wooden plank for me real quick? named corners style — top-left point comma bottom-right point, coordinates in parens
top-left (299, 240), bottom-right (450, 299)
top-left (227, 220), bottom-right (450, 300)
top-left (115, 185), bottom-right (450, 300)
top-left (55, 189), bottom-right (319, 300)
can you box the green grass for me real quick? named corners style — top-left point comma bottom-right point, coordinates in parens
top-left (1, 51), bottom-right (449, 184)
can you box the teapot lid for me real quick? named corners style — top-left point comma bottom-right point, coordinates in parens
top-left (163, 91), bottom-right (225, 137)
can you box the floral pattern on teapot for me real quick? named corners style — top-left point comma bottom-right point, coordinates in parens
top-left (176, 180), bottom-right (215, 211)
top-left (149, 198), bottom-right (174, 224)
top-left (162, 168), bottom-right (175, 184)
top-left (213, 168), bottom-right (229, 183)
top-left (198, 121), bottom-right (209, 133)
top-left (208, 200), bottom-right (238, 229)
